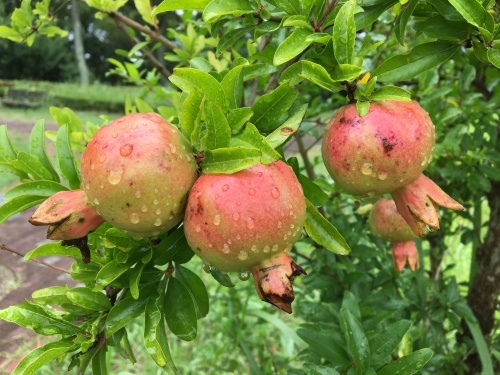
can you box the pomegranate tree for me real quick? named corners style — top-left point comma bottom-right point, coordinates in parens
top-left (183, 161), bottom-right (306, 313)
top-left (30, 113), bottom-right (198, 238)
top-left (369, 198), bottom-right (419, 271)
top-left (322, 100), bottom-right (463, 237)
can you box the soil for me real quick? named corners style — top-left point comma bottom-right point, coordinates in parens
top-left (0, 117), bottom-right (74, 373)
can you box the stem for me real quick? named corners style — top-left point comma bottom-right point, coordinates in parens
top-left (0, 243), bottom-right (70, 274)
top-left (318, 0), bottom-right (339, 28)
top-left (294, 131), bottom-right (316, 181)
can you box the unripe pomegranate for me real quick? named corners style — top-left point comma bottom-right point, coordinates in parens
top-left (184, 161), bottom-right (306, 313)
top-left (322, 100), bottom-right (463, 237)
top-left (369, 198), bottom-right (419, 271)
top-left (31, 113), bottom-right (198, 239)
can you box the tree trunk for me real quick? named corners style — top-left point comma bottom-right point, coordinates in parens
top-left (71, 0), bottom-right (90, 85)
top-left (465, 180), bottom-right (500, 373)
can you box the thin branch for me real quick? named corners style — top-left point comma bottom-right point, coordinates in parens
top-left (20, 0), bottom-right (72, 43)
top-left (318, 0), bottom-right (339, 28)
top-left (294, 132), bottom-right (316, 181)
top-left (0, 243), bottom-right (70, 274)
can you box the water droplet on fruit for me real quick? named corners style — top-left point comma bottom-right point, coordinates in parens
top-left (154, 188), bottom-right (159, 193)
top-left (227, 239), bottom-right (232, 245)
top-left (421, 157), bottom-right (427, 166)
top-left (99, 182), bottom-right (104, 189)
top-left (93, 198), bottom-right (100, 205)
top-left (213, 214), bottom-right (221, 226)
top-left (263, 245), bottom-right (270, 253)
top-left (195, 225), bottom-right (201, 233)
top-left (277, 221), bottom-right (283, 229)
top-left (91, 164), bottom-right (95, 170)
top-left (238, 272), bottom-right (250, 281)
top-left (155, 208), bottom-right (161, 215)
top-left (251, 245), bottom-right (258, 252)
top-left (287, 230), bottom-right (292, 236)
top-left (154, 218), bottom-right (162, 226)
top-left (283, 234), bottom-right (288, 240)
top-left (236, 234), bottom-right (241, 240)
top-left (222, 184), bottom-right (229, 192)
top-left (284, 245), bottom-right (292, 253)
top-left (99, 155), bottom-right (106, 163)
top-left (271, 187), bottom-right (280, 199)
top-left (168, 144), bottom-right (176, 154)
top-left (131, 123), bottom-right (138, 129)
top-left (238, 250), bottom-right (248, 260)
top-left (272, 244), bottom-right (279, 252)
top-left (378, 170), bottom-right (388, 180)
top-left (245, 218), bottom-right (255, 229)
top-left (367, 191), bottom-right (375, 197)
top-left (289, 210), bottom-right (294, 216)
top-left (120, 144), bottom-right (133, 157)
top-left (153, 199), bottom-right (159, 205)
top-left (249, 188), bottom-right (256, 196)
top-left (130, 213), bottom-right (140, 224)
top-left (232, 212), bottom-right (240, 221)
top-left (361, 163), bottom-right (373, 175)
top-left (141, 205), bottom-right (148, 213)
top-left (223, 243), bottom-right (231, 254)
top-left (84, 181), bottom-right (90, 190)
top-left (112, 132), bottom-right (118, 138)
top-left (108, 169), bottom-right (123, 185)
top-left (135, 191), bottom-right (141, 198)
top-left (202, 263), bottom-right (213, 273)
top-left (236, 201), bottom-right (241, 206)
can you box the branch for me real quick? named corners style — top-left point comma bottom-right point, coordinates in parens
top-left (0, 243), bottom-right (70, 274)
top-left (318, 0), bottom-right (339, 28)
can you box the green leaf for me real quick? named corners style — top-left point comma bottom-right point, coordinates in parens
top-left (228, 108), bottom-right (254, 132)
top-left (395, 0), bottom-right (418, 45)
top-left (94, 260), bottom-right (130, 289)
top-left (448, 0), bottom-right (494, 34)
top-left (56, 124), bottom-right (80, 189)
top-left (39, 25), bottom-right (68, 37)
top-left (32, 286), bottom-right (71, 306)
top-left (217, 26), bottom-right (254, 57)
top-left (176, 265), bottom-right (209, 318)
top-left (487, 48), bottom-right (500, 69)
top-left (29, 119), bottom-right (59, 181)
top-left (12, 338), bottom-right (77, 375)
top-left (144, 285), bottom-right (177, 373)
top-left (333, 0), bottom-right (356, 64)
top-left (134, 0), bottom-right (155, 26)
top-left (355, 0), bottom-right (399, 31)
top-left (356, 101), bottom-right (370, 116)
top-left (0, 26), bottom-right (22, 42)
top-left (0, 195), bottom-right (45, 224)
top-left (251, 82), bottom-right (298, 133)
top-left (4, 181), bottom-right (68, 201)
top-left (0, 161), bottom-right (29, 179)
top-left (164, 277), bottom-right (197, 341)
top-left (273, 28), bottom-right (314, 65)
top-left (280, 61), bottom-right (342, 91)
top-left (369, 86), bottom-right (412, 101)
top-left (154, 227), bottom-right (189, 265)
top-left (0, 124), bottom-right (19, 160)
top-left (10, 152), bottom-right (54, 181)
top-left (180, 89), bottom-right (204, 142)
top-left (412, 16), bottom-right (469, 40)
top-left (340, 308), bottom-right (370, 374)
top-left (304, 199), bottom-right (351, 255)
top-left (341, 290), bottom-right (361, 320)
top-left (169, 68), bottom-right (226, 109)
top-left (0, 301), bottom-right (86, 336)
top-left (283, 15), bottom-right (314, 29)
top-left (376, 348), bottom-right (433, 375)
top-left (372, 41), bottom-right (460, 83)
top-left (369, 320), bottom-right (412, 365)
top-left (129, 263), bottom-right (148, 299)
top-left (203, 0), bottom-right (256, 23)
top-left (135, 97), bottom-right (154, 113)
top-left (266, 104), bottom-right (308, 149)
top-left (210, 268), bottom-right (235, 287)
top-left (71, 260), bottom-right (102, 283)
top-left (202, 147), bottom-right (264, 174)
top-left (221, 65), bottom-right (246, 110)
top-left (297, 328), bottom-right (350, 366)
top-left (49, 107), bottom-right (83, 133)
top-left (25, 241), bottom-right (81, 261)
top-left (91, 344), bottom-right (108, 375)
top-left (203, 101), bottom-right (231, 150)
top-left (230, 123), bottom-right (281, 163)
top-left (153, 0), bottom-right (211, 15)
top-left (67, 287), bottom-right (112, 311)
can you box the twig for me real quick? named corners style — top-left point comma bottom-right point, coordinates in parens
top-left (318, 0), bottom-right (339, 28)
top-left (0, 243), bottom-right (70, 274)
top-left (20, 0), bottom-right (72, 43)
top-left (294, 132), bottom-right (316, 181)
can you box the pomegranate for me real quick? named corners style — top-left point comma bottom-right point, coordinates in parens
top-left (183, 161), bottom-right (306, 313)
top-left (322, 100), bottom-right (463, 237)
top-left (31, 113), bottom-right (198, 239)
top-left (369, 198), bottom-right (419, 271)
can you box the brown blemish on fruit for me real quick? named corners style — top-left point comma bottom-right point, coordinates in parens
top-left (381, 136), bottom-right (397, 153)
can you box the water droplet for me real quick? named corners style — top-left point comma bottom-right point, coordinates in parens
top-left (153, 199), bottom-right (159, 205)
top-left (99, 155), bottom-right (106, 163)
top-left (367, 191), bottom-right (376, 197)
top-left (287, 231), bottom-right (292, 236)
top-left (290, 224), bottom-right (295, 229)
top-left (263, 245), bottom-right (270, 253)
top-left (236, 234), bottom-right (241, 240)
top-left (112, 132), bottom-right (118, 138)
top-left (238, 250), bottom-right (248, 260)
top-left (135, 191), bottom-right (141, 198)
top-left (91, 164), bottom-right (95, 170)
top-left (141, 205), bottom-right (148, 213)
top-left (236, 201), bottom-right (241, 206)
top-left (249, 188), bottom-right (256, 196)
top-left (251, 245), bottom-right (258, 252)
top-left (238, 272), bottom-right (250, 281)
top-left (130, 213), bottom-right (140, 224)
top-left (361, 162), bottom-right (373, 176)
top-left (272, 244), bottom-right (279, 252)
top-left (154, 188), bottom-right (159, 193)
top-left (84, 181), bottom-right (90, 190)
top-left (283, 234), bottom-right (288, 240)
top-left (131, 123), bottom-right (138, 129)
top-left (168, 144), bottom-right (177, 154)
top-left (223, 243), bottom-right (231, 254)
top-left (227, 239), bottom-right (233, 245)
top-left (245, 217), bottom-right (255, 229)
top-left (208, 243), bottom-right (213, 248)
top-left (99, 181), bottom-right (104, 189)
top-left (155, 208), bottom-right (161, 215)
top-left (289, 210), bottom-right (294, 216)
top-left (108, 169), bottom-right (123, 185)
top-left (213, 214), bottom-right (221, 226)
top-left (154, 218), bottom-right (162, 227)
top-left (93, 197), bottom-right (100, 205)
top-left (222, 184), bottom-right (229, 192)
top-left (232, 212), bottom-right (240, 221)
top-left (400, 178), bottom-right (405, 183)
top-left (284, 245), bottom-right (292, 253)
top-left (421, 157), bottom-right (427, 166)
top-left (271, 187), bottom-right (280, 199)
top-left (378, 170), bottom-right (388, 180)
top-left (280, 212), bottom-right (285, 218)
top-left (202, 264), bottom-right (213, 273)
top-left (120, 144), bottom-right (133, 157)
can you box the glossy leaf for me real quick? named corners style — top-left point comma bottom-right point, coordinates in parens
top-left (340, 308), bottom-right (370, 374)
top-left (228, 107), bottom-right (254, 133)
top-left (91, 344), bottom-right (108, 375)
top-left (395, 0), bottom-right (418, 45)
top-left (297, 328), bottom-right (350, 366)
top-left (56, 124), bottom-right (80, 189)
top-left (25, 241), bottom-right (81, 260)
top-left (176, 265), bottom-right (209, 318)
top-left (266, 104), bottom-right (308, 149)
top-left (94, 259), bottom-right (130, 289)
top-left (0, 195), bottom-right (45, 224)
top-left (32, 286), bottom-right (71, 306)
top-left (10, 152), bottom-right (54, 181)
top-left (274, 28), bottom-right (314, 65)
top-left (377, 348), bottom-right (433, 375)
top-left (210, 268), bottom-right (235, 287)
top-left (355, 0), bottom-right (399, 30)
top-left (134, 0), bottom-right (155, 26)
top-left (203, 101), bottom-right (231, 150)
top-left (304, 199), bottom-right (351, 255)
top-left (230, 123), bottom-right (281, 163)
top-left (217, 26), bottom-right (253, 57)
top-left (164, 277), bottom-right (197, 341)
top-left (448, 0), bottom-right (494, 34)
top-left (369, 86), bottom-right (412, 101)
top-left (369, 320), bottom-right (412, 365)
top-left (202, 147), bottom-right (265, 174)
top-left (67, 287), bottom-right (112, 311)
top-left (487, 48), bottom-right (500, 69)
top-left (29, 119), bottom-right (59, 181)
top-left (4, 180), bottom-right (68, 200)
top-left (154, 227), bottom-right (189, 265)
top-left (280, 61), bottom-right (342, 91)
top-left (153, 0), bottom-right (211, 15)
top-left (129, 262), bottom-right (148, 299)
top-left (221, 65), bottom-right (246, 110)
top-left (0, 124), bottom-right (19, 160)
top-left (203, 0), bottom-right (256, 23)
top-left (180, 88), bottom-right (204, 142)
top-left (333, 0), bottom-right (356, 64)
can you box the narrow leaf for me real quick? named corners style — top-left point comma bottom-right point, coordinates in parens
top-left (0, 195), bottom-right (45, 224)
top-left (340, 308), bottom-right (370, 374)
top-left (153, 0), bottom-right (211, 16)
top-left (266, 104), bottom-right (308, 149)
top-left (202, 148), bottom-right (264, 174)
top-left (203, 101), bottom-right (231, 150)
top-left (203, 0), bottom-right (256, 23)
top-left (176, 265), bottom-right (209, 318)
top-left (67, 287), bottom-right (112, 311)
top-left (4, 181), bottom-right (68, 201)
top-left (369, 320), bottom-right (412, 364)
top-left (25, 242), bottom-right (81, 260)
top-left (164, 277), bottom-right (197, 341)
top-left (56, 124), bottom-right (80, 189)
top-left (29, 119), bottom-right (59, 181)
top-left (274, 28), bottom-right (314, 66)
top-left (333, 0), bottom-right (356, 64)
top-left (377, 348), bottom-right (433, 375)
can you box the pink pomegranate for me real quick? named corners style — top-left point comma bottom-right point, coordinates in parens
top-left (183, 161), bottom-right (306, 313)
top-left (369, 198), bottom-right (419, 271)
top-left (31, 113), bottom-right (198, 239)
top-left (322, 100), bottom-right (463, 237)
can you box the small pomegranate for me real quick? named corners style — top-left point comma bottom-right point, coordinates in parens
top-left (31, 113), bottom-right (198, 239)
top-left (369, 198), bottom-right (419, 271)
top-left (322, 100), bottom-right (463, 237)
top-left (183, 161), bottom-right (306, 313)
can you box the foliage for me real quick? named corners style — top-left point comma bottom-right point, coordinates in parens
top-left (0, 0), bottom-right (499, 374)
